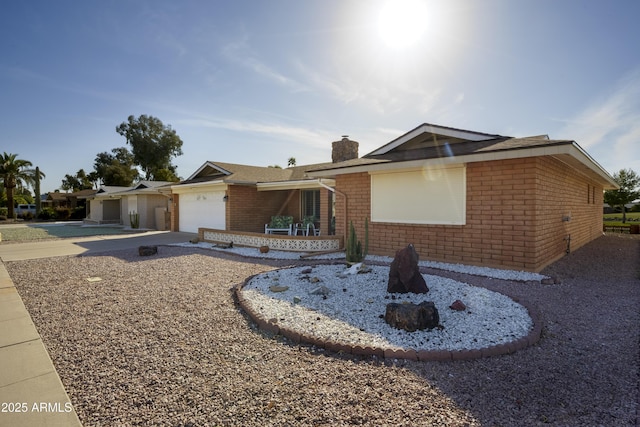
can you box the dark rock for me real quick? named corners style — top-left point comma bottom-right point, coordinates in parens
top-left (300, 268), bottom-right (313, 274)
top-left (138, 245), bottom-right (157, 256)
top-left (387, 244), bottom-right (429, 293)
top-left (259, 245), bottom-right (270, 253)
top-left (449, 300), bottom-right (466, 311)
top-left (384, 301), bottom-right (439, 332)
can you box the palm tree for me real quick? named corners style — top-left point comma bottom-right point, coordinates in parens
top-left (0, 153), bottom-right (40, 219)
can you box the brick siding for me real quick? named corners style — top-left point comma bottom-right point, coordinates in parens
top-left (336, 157), bottom-right (604, 272)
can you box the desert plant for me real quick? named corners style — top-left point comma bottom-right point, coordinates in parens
top-left (346, 217), bottom-right (368, 263)
top-left (129, 211), bottom-right (140, 229)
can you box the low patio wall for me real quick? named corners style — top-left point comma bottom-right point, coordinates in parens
top-left (199, 228), bottom-right (343, 252)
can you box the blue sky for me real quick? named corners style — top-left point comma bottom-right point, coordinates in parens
top-left (1, 0), bottom-right (639, 193)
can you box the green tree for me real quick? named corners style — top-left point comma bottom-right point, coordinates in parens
top-left (61, 169), bottom-right (94, 192)
top-left (604, 168), bottom-right (640, 223)
top-left (34, 166), bottom-right (43, 217)
top-left (287, 157), bottom-right (296, 167)
top-left (150, 167), bottom-right (180, 182)
top-left (116, 114), bottom-right (183, 180)
top-left (0, 153), bottom-right (39, 219)
top-left (94, 148), bottom-right (139, 187)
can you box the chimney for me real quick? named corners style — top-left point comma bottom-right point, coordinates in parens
top-left (332, 135), bottom-right (359, 163)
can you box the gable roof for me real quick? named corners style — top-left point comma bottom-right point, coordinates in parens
top-left (308, 123), bottom-right (618, 189)
top-left (180, 161), bottom-right (334, 186)
top-left (366, 122), bottom-right (506, 156)
top-left (47, 189), bottom-right (98, 201)
top-left (89, 181), bottom-right (174, 198)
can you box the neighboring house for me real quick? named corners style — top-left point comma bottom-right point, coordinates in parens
top-left (43, 189), bottom-right (97, 209)
top-left (167, 160), bottom-right (339, 234)
top-left (309, 123), bottom-right (618, 272)
top-left (84, 181), bottom-right (173, 229)
top-left (165, 138), bottom-right (363, 234)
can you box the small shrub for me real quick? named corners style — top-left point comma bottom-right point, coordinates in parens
top-left (19, 212), bottom-right (34, 221)
top-left (55, 207), bottom-right (71, 220)
top-left (38, 208), bottom-right (56, 220)
top-left (0, 207), bottom-right (7, 217)
top-left (70, 207), bottom-right (86, 220)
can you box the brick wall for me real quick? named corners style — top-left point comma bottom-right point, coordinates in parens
top-left (319, 188), bottom-right (332, 235)
top-left (531, 156), bottom-right (604, 268)
top-left (226, 186), bottom-right (293, 233)
top-left (336, 157), bottom-right (604, 272)
top-left (169, 194), bottom-right (179, 232)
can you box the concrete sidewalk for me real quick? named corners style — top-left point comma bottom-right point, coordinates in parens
top-left (0, 263), bottom-right (82, 426)
top-left (0, 231), bottom-right (196, 426)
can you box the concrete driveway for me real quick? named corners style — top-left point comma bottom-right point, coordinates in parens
top-left (0, 230), bottom-right (197, 262)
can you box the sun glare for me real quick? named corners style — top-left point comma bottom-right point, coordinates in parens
top-left (377, 0), bottom-right (429, 49)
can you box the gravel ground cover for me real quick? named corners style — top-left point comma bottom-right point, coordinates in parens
top-left (242, 265), bottom-right (533, 351)
top-left (6, 234), bottom-right (639, 426)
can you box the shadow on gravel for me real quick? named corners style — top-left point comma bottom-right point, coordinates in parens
top-left (398, 235), bottom-right (640, 426)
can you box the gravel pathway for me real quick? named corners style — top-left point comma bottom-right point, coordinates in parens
top-left (6, 234), bottom-right (639, 426)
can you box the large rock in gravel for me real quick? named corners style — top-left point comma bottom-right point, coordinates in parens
top-left (384, 301), bottom-right (439, 332)
top-left (387, 244), bottom-right (428, 294)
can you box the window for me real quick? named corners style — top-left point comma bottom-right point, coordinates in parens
top-left (302, 190), bottom-right (321, 220)
top-left (587, 184), bottom-right (596, 204)
top-left (370, 165), bottom-right (466, 225)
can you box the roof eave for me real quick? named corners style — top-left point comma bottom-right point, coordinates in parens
top-left (309, 143), bottom-right (619, 188)
top-left (257, 179), bottom-right (336, 191)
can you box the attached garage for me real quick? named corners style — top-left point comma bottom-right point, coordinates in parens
top-left (173, 185), bottom-right (227, 233)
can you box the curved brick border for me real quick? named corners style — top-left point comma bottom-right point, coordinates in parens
top-left (234, 271), bottom-right (543, 361)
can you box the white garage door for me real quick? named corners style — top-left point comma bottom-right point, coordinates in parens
top-left (178, 191), bottom-right (226, 233)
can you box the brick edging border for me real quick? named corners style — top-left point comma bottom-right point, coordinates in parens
top-left (234, 271), bottom-right (543, 361)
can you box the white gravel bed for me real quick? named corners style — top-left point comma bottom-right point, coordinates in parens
top-left (242, 264), bottom-right (532, 351)
top-left (173, 242), bottom-right (549, 281)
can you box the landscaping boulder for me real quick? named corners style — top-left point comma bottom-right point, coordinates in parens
top-left (138, 245), bottom-right (158, 256)
top-left (384, 301), bottom-right (439, 332)
top-left (387, 244), bottom-right (428, 293)
top-left (449, 300), bottom-right (466, 311)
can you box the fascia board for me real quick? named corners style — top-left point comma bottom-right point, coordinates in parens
top-left (170, 180), bottom-right (227, 193)
top-left (309, 144), bottom-right (618, 188)
top-left (256, 179), bottom-right (336, 191)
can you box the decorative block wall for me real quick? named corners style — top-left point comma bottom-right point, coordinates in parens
top-left (199, 228), bottom-right (342, 252)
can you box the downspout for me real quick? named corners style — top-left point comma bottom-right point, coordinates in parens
top-left (317, 179), bottom-right (348, 246)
